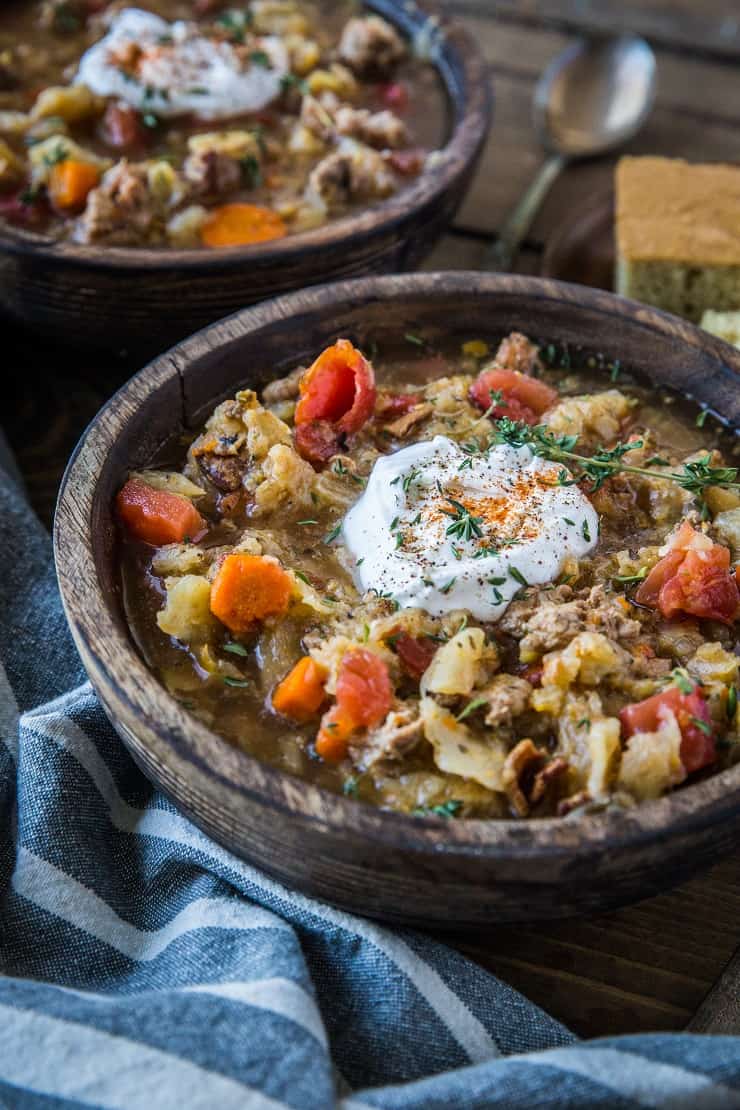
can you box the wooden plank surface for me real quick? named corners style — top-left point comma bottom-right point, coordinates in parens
top-left (7, 0), bottom-right (740, 1040)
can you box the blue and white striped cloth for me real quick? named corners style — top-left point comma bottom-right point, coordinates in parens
top-left (3, 435), bottom-right (740, 1109)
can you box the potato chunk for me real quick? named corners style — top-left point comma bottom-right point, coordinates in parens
top-left (31, 84), bottom-right (105, 123)
top-left (420, 697), bottom-right (507, 791)
top-left (157, 575), bottom-right (215, 643)
top-left (421, 628), bottom-right (486, 697)
top-left (618, 714), bottom-right (685, 800)
top-left (543, 389), bottom-right (633, 446)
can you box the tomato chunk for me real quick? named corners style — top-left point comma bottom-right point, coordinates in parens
top-left (315, 649), bottom-right (392, 762)
top-left (620, 683), bottom-right (716, 774)
top-left (394, 633), bottom-right (438, 679)
top-left (636, 521), bottom-right (740, 624)
top-left (380, 81), bottom-right (409, 111)
top-left (116, 478), bottom-right (205, 546)
top-left (469, 366), bottom-right (558, 425)
top-left (294, 340), bottom-right (376, 464)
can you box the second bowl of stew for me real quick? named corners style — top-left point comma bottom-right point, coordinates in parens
top-left (0, 0), bottom-right (490, 350)
top-left (55, 273), bottom-right (740, 925)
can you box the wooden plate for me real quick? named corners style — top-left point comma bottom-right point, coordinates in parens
top-left (541, 190), bottom-right (615, 291)
top-left (0, 1), bottom-right (490, 354)
top-left (54, 272), bottom-right (740, 927)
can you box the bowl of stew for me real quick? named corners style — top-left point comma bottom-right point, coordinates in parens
top-left (55, 272), bottom-right (740, 925)
top-left (0, 0), bottom-right (489, 350)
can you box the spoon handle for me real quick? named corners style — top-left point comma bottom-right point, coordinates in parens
top-left (483, 153), bottom-right (567, 271)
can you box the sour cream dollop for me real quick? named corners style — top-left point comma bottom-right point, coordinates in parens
top-left (342, 436), bottom-right (599, 621)
top-left (76, 8), bottom-right (289, 121)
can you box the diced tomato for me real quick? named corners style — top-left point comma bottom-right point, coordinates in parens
top-left (620, 683), bottom-right (716, 773)
top-left (636, 521), bottom-right (740, 625)
top-left (294, 340), bottom-right (376, 464)
top-left (387, 148), bottom-right (426, 176)
top-left (379, 81), bottom-right (409, 111)
top-left (315, 649), bottom-right (392, 762)
top-left (116, 478), bottom-right (206, 546)
top-left (394, 633), bottom-right (438, 679)
top-left (336, 649), bottom-right (393, 728)
top-left (0, 189), bottom-right (50, 228)
top-left (377, 391), bottom-right (422, 420)
top-left (100, 102), bottom-right (146, 151)
top-left (469, 367), bottom-right (558, 425)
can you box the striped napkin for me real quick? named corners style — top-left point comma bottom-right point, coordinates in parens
top-left (2, 433), bottom-right (740, 1109)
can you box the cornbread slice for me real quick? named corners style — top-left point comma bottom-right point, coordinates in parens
top-left (700, 309), bottom-right (740, 349)
top-left (615, 156), bottom-right (740, 322)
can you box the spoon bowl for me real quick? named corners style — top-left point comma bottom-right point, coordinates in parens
top-left (537, 36), bottom-right (657, 157)
top-left (486, 34), bottom-right (656, 271)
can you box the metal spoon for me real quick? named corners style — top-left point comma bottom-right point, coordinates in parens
top-left (484, 35), bottom-right (656, 271)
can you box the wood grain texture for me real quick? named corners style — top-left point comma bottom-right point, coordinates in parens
top-left (447, 0), bottom-right (740, 60)
top-left (54, 272), bottom-right (740, 928)
top-left (0, 0), bottom-right (490, 354)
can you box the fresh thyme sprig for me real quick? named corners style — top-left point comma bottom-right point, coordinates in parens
top-left (442, 498), bottom-right (484, 542)
top-left (490, 417), bottom-right (740, 502)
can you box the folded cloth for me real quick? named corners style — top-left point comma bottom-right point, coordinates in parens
top-left (2, 431), bottom-right (740, 1110)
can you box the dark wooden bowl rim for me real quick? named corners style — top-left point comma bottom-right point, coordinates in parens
top-left (54, 273), bottom-right (740, 867)
top-left (0, 0), bottom-right (488, 272)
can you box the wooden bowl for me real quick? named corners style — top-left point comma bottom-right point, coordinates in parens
top-left (55, 272), bottom-right (740, 926)
top-left (0, 1), bottom-right (490, 354)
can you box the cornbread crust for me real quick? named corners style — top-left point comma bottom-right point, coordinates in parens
top-left (616, 156), bottom-right (740, 266)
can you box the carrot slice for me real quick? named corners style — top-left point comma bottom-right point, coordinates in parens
top-left (210, 553), bottom-right (292, 634)
top-left (48, 160), bottom-right (100, 213)
top-left (116, 478), bottom-right (205, 546)
top-left (272, 656), bottom-right (328, 721)
top-left (201, 203), bottom-right (287, 248)
top-left (315, 706), bottom-right (356, 762)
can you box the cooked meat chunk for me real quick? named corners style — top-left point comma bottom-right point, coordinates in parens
top-left (75, 159), bottom-right (154, 245)
top-left (262, 365), bottom-right (305, 404)
top-left (518, 600), bottom-right (588, 660)
top-left (334, 106), bottom-right (408, 149)
top-left (480, 674), bottom-right (532, 727)
top-left (353, 704), bottom-right (424, 771)
top-left (384, 403), bottom-right (433, 439)
top-left (300, 94), bottom-right (336, 142)
top-left (493, 332), bottom-right (543, 375)
top-left (306, 142), bottom-right (395, 207)
top-left (338, 15), bottom-right (406, 78)
top-left (586, 585), bottom-right (641, 643)
top-left (501, 739), bottom-right (566, 817)
top-left (183, 149), bottom-right (242, 196)
top-left (196, 453), bottom-right (248, 493)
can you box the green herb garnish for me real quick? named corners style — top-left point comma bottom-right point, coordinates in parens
top-left (443, 498), bottom-right (484, 542)
top-left (457, 697), bottom-right (488, 721)
top-left (413, 800), bottom-right (463, 819)
top-left (323, 522), bottom-right (342, 544)
top-left (223, 642), bottom-right (249, 657)
top-left (509, 566), bottom-right (528, 588)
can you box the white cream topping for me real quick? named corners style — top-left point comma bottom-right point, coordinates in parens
top-left (342, 436), bottom-right (599, 621)
top-left (76, 8), bottom-right (288, 121)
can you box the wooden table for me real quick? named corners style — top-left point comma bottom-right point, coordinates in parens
top-left (7, 0), bottom-right (740, 1040)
